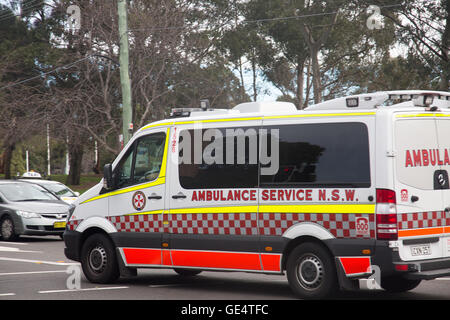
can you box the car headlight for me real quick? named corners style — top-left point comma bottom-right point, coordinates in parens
top-left (16, 210), bottom-right (41, 219)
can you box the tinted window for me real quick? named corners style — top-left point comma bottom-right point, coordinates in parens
top-left (179, 127), bottom-right (259, 189)
top-left (260, 122), bottom-right (370, 188)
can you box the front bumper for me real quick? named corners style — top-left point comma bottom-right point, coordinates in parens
top-left (14, 215), bottom-right (66, 236)
top-left (63, 230), bottom-right (82, 262)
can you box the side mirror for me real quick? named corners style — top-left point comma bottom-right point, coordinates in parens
top-left (103, 163), bottom-right (114, 190)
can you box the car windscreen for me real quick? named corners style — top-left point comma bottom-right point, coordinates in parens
top-left (0, 183), bottom-right (59, 202)
top-left (42, 183), bottom-right (76, 197)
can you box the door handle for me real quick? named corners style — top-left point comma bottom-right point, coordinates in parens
top-left (172, 193), bottom-right (187, 199)
top-left (148, 193), bottom-right (162, 200)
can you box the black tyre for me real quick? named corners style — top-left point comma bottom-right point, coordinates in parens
top-left (174, 268), bottom-right (202, 277)
top-left (80, 233), bottom-right (120, 284)
top-left (380, 276), bottom-right (421, 293)
top-left (286, 242), bottom-right (338, 299)
top-left (0, 216), bottom-right (18, 241)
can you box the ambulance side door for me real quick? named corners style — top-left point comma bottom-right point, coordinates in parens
top-left (166, 120), bottom-right (263, 271)
top-left (108, 128), bottom-right (170, 267)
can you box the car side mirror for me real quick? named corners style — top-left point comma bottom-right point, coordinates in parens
top-left (103, 163), bottom-right (114, 190)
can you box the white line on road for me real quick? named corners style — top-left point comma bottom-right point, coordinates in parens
top-left (0, 270), bottom-right (67, 276)
top-left (38, 286), bottom-right (129, 294)
top-left (0, 257), bottom-right (78, 266)
top-left (0, 241), bottom-right (28, 246)
top-left (0, 293), bottom-right (16, 297)
top-left (0, 246), bottom-right (41, 253)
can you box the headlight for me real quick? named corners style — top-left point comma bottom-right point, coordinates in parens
top-left (16, 210), bottom-right (41, 219)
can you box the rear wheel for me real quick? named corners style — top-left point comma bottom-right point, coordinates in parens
top-left (286, 242), bottom-right (338, 299)
top-left (380, 276), bottom-right (421, 293)
top-left (80, 233), bottom-right (120, 284)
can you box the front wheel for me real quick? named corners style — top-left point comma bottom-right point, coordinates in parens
top-left (80, 233), bottom-right (120, 284)
top-left (286, 242), bottom-right (338, 299)
top-left (0, 216), bottom-right (18, 241)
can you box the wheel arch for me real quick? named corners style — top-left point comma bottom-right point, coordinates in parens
top-left (281, 222), bottom-right (335, 271)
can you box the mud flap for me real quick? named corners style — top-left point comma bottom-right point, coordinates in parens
top-left (335, 258), bottom-right (359, 291)
top-left (116, 248), bottom-right (137, 278)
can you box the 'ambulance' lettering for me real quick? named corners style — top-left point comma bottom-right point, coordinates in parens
top-left (191, 189), bottom-right (357, 202)
top-left (405, 149), bottom-right (450, 167)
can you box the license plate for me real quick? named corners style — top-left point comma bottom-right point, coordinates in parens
top-left (53, 221), bottom-right (66, 229)
top-left (411, 244), bottom-right (431, 256)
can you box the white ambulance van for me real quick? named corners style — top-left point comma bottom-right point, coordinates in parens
top-left (64, 90), bottom-right (450, 299)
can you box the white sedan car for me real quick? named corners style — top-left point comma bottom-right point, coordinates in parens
top-left (20, 179), bottom-right (80, 204)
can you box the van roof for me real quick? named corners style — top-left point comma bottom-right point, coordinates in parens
top-left (137, 90), bottom-right (450, 133)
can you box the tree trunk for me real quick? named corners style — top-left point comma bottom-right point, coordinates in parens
top-left (440, 0), bottom-right (450, 91)
top-left (310, 47), bottom-right (322, 104)
top-left (296, 58), bottom-right (305, 109)
top-left (2, 143), bottom-right (15, 179)
top-left (66, 142), bottom-right (84, 185)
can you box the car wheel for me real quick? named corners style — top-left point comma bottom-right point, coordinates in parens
top-left (0, 216), bottom-right (18, 241)
top-left (286, 242), bottom-right (338, 299)
top-left (80, 233), bottom-right (120, 284)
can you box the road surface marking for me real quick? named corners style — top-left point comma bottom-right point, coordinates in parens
top-left (0, 270), bottom-right (67, 276)
top-left (0, 257), bottom-right (78, 266)
top-left (0, 293), bottom-right (15, 297)
top-left (0, 246), bottom-right (41, 253)
top-left (38, 286), bottom-right (129, 294)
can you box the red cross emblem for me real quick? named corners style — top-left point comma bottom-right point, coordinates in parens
top-left (132, 191), bottom-right (146, 211)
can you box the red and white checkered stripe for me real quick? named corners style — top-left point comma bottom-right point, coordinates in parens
top-left (259, 213), bottom-right (375, 238)
top-left (397, 211), bottom-right (450, 230)
top-left (108, 214), bottom-right (164, 233)
top-left (108, 212), bottom-right (374, 238)
top-left (66, 219), bottom-right (82, 231)
top-left (165, 213), bottom-right (258, 235)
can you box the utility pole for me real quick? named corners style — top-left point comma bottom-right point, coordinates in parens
top-left (118, 0), bottom-right (133, 147)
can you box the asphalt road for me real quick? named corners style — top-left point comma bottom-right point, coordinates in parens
top-left (1, 236), bottom-right (450, 303)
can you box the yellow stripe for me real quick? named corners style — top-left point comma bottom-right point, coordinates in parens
top-left (264, 112), bottom-right (376, 120)
top-left (158, 128), bottom-right (171, 178)
top-left (153, 204), bottom-right (375, 215)
top-left (127, 209), bottom-right (165, 216)
top-left (175, 117), bottom-right (262, 125)
top-left (80, 178), bottom-right (166, 204)
top-left (396, 113), bottom-right (450, 118)
top-left (259, 204), bottom-right (375, 214)
top-left (140, 121), bottom-right (173, 131)
top-left (140, 111), bottom-right (375, 131)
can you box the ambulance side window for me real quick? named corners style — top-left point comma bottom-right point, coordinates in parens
top-left (114, 132), bottom-right (166, 189)
top-left (178, 127), bottom-right (259, 189)
top-left (260, 122), bottom-right (370, 188)
top-left (134, 132), bottom-right (166, 182)
top-left (115, 147), bottom-right (134, 189)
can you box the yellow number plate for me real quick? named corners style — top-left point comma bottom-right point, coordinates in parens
top-left (53, 221), bottom-right (66, 229)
